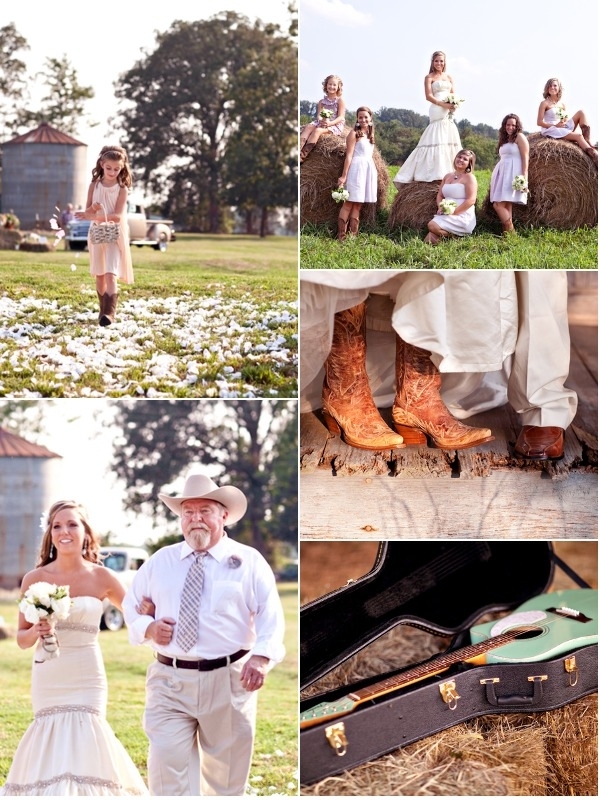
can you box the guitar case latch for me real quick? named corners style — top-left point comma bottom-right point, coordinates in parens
top-left (480, 674), bottom-right (548, 706)
top-left (439, 680), bottom-right (461, 710)
top-left (564, 655), bottom-right (579, 687)
top-left (325, 722), bottom-right (348, 756)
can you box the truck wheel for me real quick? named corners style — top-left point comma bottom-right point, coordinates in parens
top-left (153, 236), bottom-right (168, 252)
top-left (101, 605), bottom-right (125, 631)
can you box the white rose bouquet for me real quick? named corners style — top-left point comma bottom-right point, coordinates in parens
top-left (19, 582), bottom-right (71, 660)
top-left (555, 107), bottom-right (569, 122)
top-left (512, 175), bottom-right (528, 192)
top-left (319, 108), bottom-right (333, 120)
top-left (332, 186), bottom-right (350, 203)
top-left (445, 94), bottom-right (465, 120)
top-left (439, 198), bottom-right (458, 215)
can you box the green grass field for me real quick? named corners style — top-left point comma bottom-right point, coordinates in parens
top-left (0, 583), bottom-right (298, 794)
top-left (300, 168), bottom-right (598, 269)
top-left (0, 234), bottom-right (298, 398)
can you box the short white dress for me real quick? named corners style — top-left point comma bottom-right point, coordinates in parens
top-left (540, 106), bottom-right (575, 139)
top-left (489, 143), bottom-right (528, 205)
top-left (346, 136), bottom-right (377, 203)
top-left (88, 181), bottom-right (134, 284)
top-left (431, 182), bottom-right (476, 235)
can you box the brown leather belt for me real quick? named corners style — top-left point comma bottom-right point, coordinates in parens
top-left (156, 649), bottom-right (248, 671)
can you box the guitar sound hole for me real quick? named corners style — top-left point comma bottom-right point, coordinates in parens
top-left (513, 627), bottom-right (543, 640)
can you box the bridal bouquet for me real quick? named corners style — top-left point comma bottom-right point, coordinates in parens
top-left (332, 186), bottom-right (350, 203)
top-left (439, 198), bottom-right (458, 215)
top-left (555, 107), bottom-right (569, 122)
top-left (512, 174), bottom-right (528, 192)
top-left (19, 582), bottom-right (71, 660)
top-left (319, 108), bottom-right (333, 120)
top-left (445, 94), bottom-right (465, 120)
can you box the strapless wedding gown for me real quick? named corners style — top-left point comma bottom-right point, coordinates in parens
top-left (0, 597), bottom-right (148, 796)
top-left (394, 79), bottom-right (462, 184)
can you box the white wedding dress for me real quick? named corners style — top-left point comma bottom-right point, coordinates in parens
top-left (394, 79), bottom-right (462, 184)
top-left (0, 597), bottom-right (148, 796)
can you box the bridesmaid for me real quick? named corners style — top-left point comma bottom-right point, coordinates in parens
top-left (538, 78), bottom-right (597, 164)
top-left (490, 113), bottom-right (529, 234)
top-left (424, 149), bottom-right (477, 244)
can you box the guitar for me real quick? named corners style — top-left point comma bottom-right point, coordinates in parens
top-left (300, 588), bottom-right (597, 730)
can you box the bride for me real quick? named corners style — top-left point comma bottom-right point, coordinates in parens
top-left (394, 50), bottom-right (463, 184)
top-left (0, 500), bottom-right (148, 796)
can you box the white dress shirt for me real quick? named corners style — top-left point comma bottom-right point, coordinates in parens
top-left (123, 535), bottom-right (285, 664)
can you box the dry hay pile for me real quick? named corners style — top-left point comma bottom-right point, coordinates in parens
top-left (300, 131), bottom-right (390, 231)
top-left (0, 229), bottom-right (22, 250)
top-left (480, 133), bottom-right (598, 230)
top-left (388, 180), bottom-right (440, 231)
top-left (300, 543), bottom-right (598, 796)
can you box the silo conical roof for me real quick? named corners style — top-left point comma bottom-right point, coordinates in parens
top-left (0, 427), bottom-right (62, 458)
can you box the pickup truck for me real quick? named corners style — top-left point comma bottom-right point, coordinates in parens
top-left (65, 201), bottom-right (175, 252)
top-left (99, 546), bottom-right (149, 630)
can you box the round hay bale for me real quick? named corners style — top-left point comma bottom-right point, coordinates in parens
top-left (300, 131), bottom-right (390, 230)
top-left (480, 133), bottom-right (597, 230)
top-left (388, 180), bottom-right (440, 231)
top-left (0, 229), bottom-right (22, 250)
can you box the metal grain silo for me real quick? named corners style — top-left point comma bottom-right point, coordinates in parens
top-left (1, 123), bottom-right (88, 228)
top-left (0, 427), bottom-right (62, 588)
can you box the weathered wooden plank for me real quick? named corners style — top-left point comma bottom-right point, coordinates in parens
top-left (299, 472), bottom-right (598, 539)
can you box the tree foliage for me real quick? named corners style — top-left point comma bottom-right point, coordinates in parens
top-left (110, 399), bottom-right (297, 558)
top-left (16, 56), bottom-right (95, 136)
top-left (114, 13), bottom-right (297, 233)
top-left (0, 23), bottom-right (29, 140)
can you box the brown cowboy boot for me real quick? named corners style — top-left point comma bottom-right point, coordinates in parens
top-left (580, 124), bottom-right (592, 146)
top-left (322, 303), bottom-right (405, 450)
top-left (100, 293), bottom-right (118, 326)
top-left (300, 141), bottom-right (317, 163)
top-left (337, 217), bottom-right (348, 241)
top-left (348, 216), bottom-right (360, 236)
top-left (585, 146), bottom-right (598, 165)
top-left (97, 291), bottom-right (106, 324)
top-left (392, 336), bottom-right (494, 449)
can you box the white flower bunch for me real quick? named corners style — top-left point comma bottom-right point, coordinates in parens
top-left (555, 107), bottom-right (569, 122)
top-left (19, 582), bottom-right (71, 624)
top-left (512, 175), bottom-right (528, 192)
top-left (19, 582), bottom-right (71, 661)
top-left (439, 198), bottom-right (458, 215)
top-left (319, 108), bottom-right (333, 119)
top-left (445, 94), bottom-right (465, 120)
top-left (332, 186), bottom-right (350, 203)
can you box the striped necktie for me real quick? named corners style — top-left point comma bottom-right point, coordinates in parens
top-left (176, 551), bottom-right (208, 652)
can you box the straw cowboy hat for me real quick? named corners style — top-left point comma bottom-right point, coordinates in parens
top-left (158, 472), bottom-right (248, 524)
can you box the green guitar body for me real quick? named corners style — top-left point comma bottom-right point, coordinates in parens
top-left (469, 588), bottom-right (597, 663)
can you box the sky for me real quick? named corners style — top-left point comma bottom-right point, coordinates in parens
top-left (5, 0), bottom-right (294, 178)
top-left (299, 0), bottom-right (598, 136)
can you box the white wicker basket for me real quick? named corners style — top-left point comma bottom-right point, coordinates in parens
top-left (89, 205), bottom-right (120, 245)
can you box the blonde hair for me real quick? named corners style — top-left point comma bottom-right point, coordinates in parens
top-left (543, 78), bottom-right (563, 101)
top-left (429, 51), bottom-right (446, 74)
top-left (91, 145), bottom-right (133, 188)
top-left (38, 500), bottom-right (101, 566)
top-left (321, 74), bottom-right (343, 97)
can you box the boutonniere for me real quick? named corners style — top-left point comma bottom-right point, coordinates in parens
top-left (228, 555), bottom-right (242, 569)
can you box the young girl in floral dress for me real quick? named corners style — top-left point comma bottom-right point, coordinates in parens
top-left (75, 145), bottom-right (134, 326)
top-left (300, 74), bottom-right (346, 162)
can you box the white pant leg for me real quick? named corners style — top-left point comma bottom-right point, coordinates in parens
top-left (507, 271), bottom-right (577, 428)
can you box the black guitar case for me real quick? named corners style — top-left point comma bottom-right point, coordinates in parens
top-left (300, 541), bottom-right (597, 785)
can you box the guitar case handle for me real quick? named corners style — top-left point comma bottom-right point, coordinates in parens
top-left (481, 675), bottom-right (547, 707)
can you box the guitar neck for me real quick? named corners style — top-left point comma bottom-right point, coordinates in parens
top-left (300, 627), bottom-right (529, 729)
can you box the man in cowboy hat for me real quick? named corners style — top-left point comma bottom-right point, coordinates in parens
top-left (123, 471), bottom-right (286, 796)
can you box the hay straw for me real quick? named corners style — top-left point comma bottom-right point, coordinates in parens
top-left (481, 133), bottom-right (598, 230)
top-left (388, 181), bottom-right (440, 231)
top-left (300, 130), bottom-right (390, 231)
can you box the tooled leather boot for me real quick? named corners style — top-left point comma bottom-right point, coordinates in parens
top-left (391, 336), bottom-right (494, 450)
top-left (322, 303), bottom-right (405, 450)
top-left (348, 216), bottom-right (360, 236)
top-left (100, 293), bottom-right (118, 326)
top-left (581, 124), bottom-right (592, 146)
top-left (337, 217), bottom-right (348, 241)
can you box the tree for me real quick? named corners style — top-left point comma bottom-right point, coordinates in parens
top-left (111, 399), bottom-right (297, 559)
top-left (0, 23), bottom-right (29, 141)
top-left (16, 55), bottom-right (95, 136)
top-left (114, 13), bottom-right (297, 233)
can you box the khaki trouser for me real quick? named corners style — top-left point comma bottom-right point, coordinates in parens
top-left (143, 659), bottom-right (257, 796)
